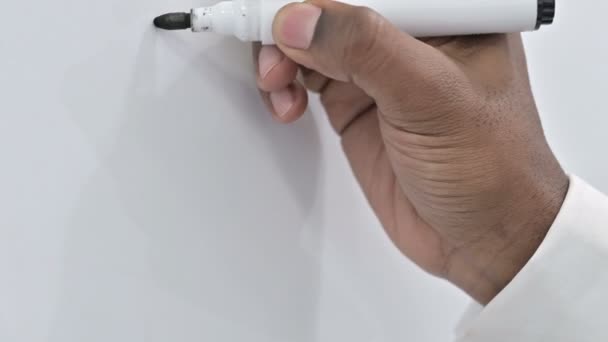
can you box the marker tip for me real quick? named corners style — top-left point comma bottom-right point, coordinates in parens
top-left (153, 12), bottom-right (192, 30)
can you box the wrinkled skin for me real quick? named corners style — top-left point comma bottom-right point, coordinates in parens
top-left (253, 0), bottom-right (568, 304)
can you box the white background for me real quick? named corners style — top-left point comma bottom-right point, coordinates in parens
top-left (0, 0), bottom-right (602, 341)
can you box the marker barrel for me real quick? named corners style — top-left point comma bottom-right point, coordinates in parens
top-left (191, 0), bottom-right (555, 44)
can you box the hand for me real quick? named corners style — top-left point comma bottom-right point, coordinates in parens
top-left (253, 0), bottom-right (569, 304)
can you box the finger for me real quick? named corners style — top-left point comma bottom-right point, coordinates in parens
top-left (258, 81), bottom-right (309, 124)
top-left (319, 81), bottom-right (374, 134)
top-left (253, 44), bottom-right (299, 92)
top-left (272, 0), bottom-right (464, 116)
top-left (300, 66), bottom-right (331, 93)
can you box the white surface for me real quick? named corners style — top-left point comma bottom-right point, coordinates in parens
top-left (525, 0), bottom-right (608, 193)
top-left (0, 0), bottom-right (599, 341)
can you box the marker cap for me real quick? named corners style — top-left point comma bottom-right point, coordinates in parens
top-left (537, 0), bottom-right (556, 29)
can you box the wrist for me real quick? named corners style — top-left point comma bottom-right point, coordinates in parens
top-left (446, 167), bottom-right (569, 304)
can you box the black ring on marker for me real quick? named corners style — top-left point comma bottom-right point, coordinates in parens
top-left (536, 0), bottom-right (556, 29)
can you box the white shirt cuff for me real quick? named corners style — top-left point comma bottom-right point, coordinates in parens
top-left (455, 175), bottom-right (608, 341)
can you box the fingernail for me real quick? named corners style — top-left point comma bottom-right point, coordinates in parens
top-left (270, 88), bottom-right (294, 117)
top-left (258, 46), bottom-right (283, 79)
top-left (276, 3), bottom-right (322, 49)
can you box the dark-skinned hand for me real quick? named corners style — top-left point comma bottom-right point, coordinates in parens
top-left (253, 0), bottom-right (568, 304)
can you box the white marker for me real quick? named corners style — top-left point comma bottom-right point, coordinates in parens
top-left (153, 0), bottom-right (555, 44)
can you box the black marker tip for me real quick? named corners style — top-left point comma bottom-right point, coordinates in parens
top-left (153, 12), bottom-right (192, 30)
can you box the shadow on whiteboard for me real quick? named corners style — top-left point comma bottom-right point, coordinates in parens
top-left (53, 26), bottom-right (325, 341)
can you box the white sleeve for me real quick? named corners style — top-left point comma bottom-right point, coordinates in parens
top-left (455, 175), bottom-right (608, 342)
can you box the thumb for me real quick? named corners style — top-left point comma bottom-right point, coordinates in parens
top-left (272, 0), bottom-right (461, 109)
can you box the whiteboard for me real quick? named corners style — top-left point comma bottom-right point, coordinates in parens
top-left (0, 0), bottom-right (601, 341)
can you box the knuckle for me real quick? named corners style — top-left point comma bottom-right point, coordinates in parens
top-left (319, 94), bottom-right (334, 117)
top-left (319, 86), bottom-right (348, 118)
top-left (319, 81), bottom-right (348, 114)
top-left (303, 72), bottom-right (330, 93)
